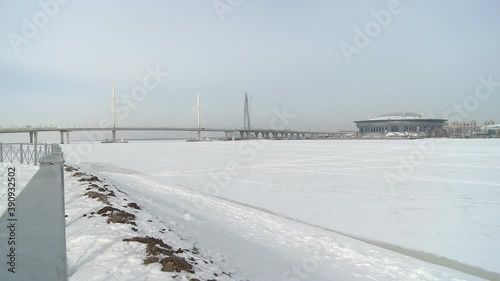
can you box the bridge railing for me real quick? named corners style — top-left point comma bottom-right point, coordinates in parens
top-left (0, 143), bottom-right (53, 166)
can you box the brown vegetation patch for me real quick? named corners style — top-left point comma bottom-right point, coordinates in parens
top-left (96, 206), bottom-right (136, 225)
top-left (72, 172), bottom-right (87, 177)
top-left (84, 191), bottom-right (109, 204)
top-left (123, 236), bottom-right (194, 273)
top-left (65, 166), bottom-right (78, 172)
top-left (123, 236), bottom-right (172, 250)
top-left (144, 257), bottom-right (160, 265)
top-left (146, 244), bottom-right (173, 256)
top-left (79, 176), bottom-right (101, 182)
top-left (127, 202), bottom-right (141, 210)
top-left (96, 206), bottom-right (120, 215)
top-left (160, 256), bottom-right (193, 273)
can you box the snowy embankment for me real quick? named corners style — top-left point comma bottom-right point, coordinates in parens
top-left (63, 165), bottom-right (235, 281)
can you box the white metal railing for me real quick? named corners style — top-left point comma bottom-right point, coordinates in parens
top-left (0, 143), bottom-right (53, 166)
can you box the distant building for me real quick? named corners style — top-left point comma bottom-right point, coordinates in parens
top-left (479, 123), bottom-right (500, 136)
top-left (448, 120), bottom-right (478, 137)
top-left (447, 120), bottom-right (497, 137)
top-left (483, 120), bottom-right (495, 126)
top-left (354, 112), bottom-right (447, 137)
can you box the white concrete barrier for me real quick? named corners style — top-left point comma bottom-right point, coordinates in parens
top-left (0, 144), bottom-right (67, 281)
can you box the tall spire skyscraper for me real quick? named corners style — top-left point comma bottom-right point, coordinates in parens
top-left (243, 93), bottom-right (251, 130)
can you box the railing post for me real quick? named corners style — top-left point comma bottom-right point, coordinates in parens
top-left (20, 143), bottom-right (24, 164)
top-left (34, 132), bottom-right (38, 166)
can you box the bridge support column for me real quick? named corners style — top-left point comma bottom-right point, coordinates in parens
top-left (225, 132), bottom-right (235, 141)
top-left (65, 131), bottom-right (70, 144)
top-left (29, 132), bottom-right (34, 143)
top-left (112, 130), bottom-right (117, 143)
top-left (60, 131), bottom-right (64, 144)
top-left (197, 130), bottom-right (201, 141)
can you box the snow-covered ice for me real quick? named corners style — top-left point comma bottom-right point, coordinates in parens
top-left (1, 139), bottom-right (499, 280)
top-left (62, 138), bottom-right (500, 280)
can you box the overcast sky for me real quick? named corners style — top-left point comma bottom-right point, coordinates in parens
top-left (1, 0), bottom-right (500, 141)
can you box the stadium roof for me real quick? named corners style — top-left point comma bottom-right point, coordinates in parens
top-left (354, 112), bottom-right (448, 123)
top-left (369, 112), bottom-right (423, 120)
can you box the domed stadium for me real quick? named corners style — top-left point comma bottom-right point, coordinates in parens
top-left (354, 112), bottom-right (448, 137)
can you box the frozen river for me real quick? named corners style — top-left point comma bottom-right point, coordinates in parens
top-left (59, 139), bottom-right (500, 280)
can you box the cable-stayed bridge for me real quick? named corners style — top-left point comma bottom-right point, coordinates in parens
top-left (0, 92), bottom-right (341, 144)
top-left (0, 125), bottom-right (339, 144)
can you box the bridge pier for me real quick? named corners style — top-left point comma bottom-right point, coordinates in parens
top-left (29, 132), bottom-right (34, 143)
top-left (112, 130), bottom-right (117, 142)
top-left (224, 131), bottom-right (236, 141)
top-left (60, 131), bottom-right (70, 144)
